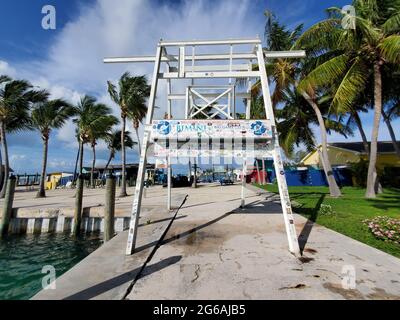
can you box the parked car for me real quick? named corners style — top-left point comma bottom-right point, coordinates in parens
top-left (220, 178), bottom-right (234, 185)
top-left (163, 175), bottom-right (193, 188)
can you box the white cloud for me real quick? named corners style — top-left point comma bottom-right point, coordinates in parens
top-left (0, 60), bottom-right (16, 77)
top-left (20, 0), bottom-right (261, 151)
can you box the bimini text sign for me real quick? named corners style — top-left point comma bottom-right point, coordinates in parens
top-left (150, 120), bottom-right (273, 141)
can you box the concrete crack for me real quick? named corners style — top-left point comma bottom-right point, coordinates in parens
top-left (191, 264), bottom-right (201, 283)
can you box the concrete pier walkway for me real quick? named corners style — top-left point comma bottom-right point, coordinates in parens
top-left (34, 184), bottom-right (400, 300)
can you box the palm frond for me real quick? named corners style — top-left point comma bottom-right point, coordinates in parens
top-left (379, 35), bottom-right (400, 64)
top-left (383, 12), bottom-right (400, 34)
top-left (330, 57), bottom-right (370, 115)
top-left (298, 54), bottom-right (349, 93)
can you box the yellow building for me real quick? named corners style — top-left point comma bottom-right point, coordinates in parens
top-left (45, 172), bottom-right (74, 190)
top-left (301, 141), bottom-right (400, 170)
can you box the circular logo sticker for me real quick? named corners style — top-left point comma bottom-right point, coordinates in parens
top-left (251, 121), bottom-right (267, 136)
top-left (157, 121), bottom-right (171, 135)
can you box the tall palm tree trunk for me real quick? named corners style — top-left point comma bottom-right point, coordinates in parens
top-left (37, 136), bottom-right (49, 198)
top-left (0, 122), bottom-right (10, 199)
top-left (303, 93), bottom-right (341, 197)
top-left (353, 111), bottom-right (370, 155)
top-left (366, 63), bottom-right (383, 199)
top-left (120, 116), bottom-right (127, 197)
top-left (104, 151), bottom-right (114, 176)
top-left (79, 139), bottom-right (84, 175)
top-left (73, 144), bottom-right (80, 183)
top-left (90, 143), bottom-right (96, 188)
top-left (134, 122), bottom-right (141, 155)
top-left (382, 110), bottom-right (400, 159)
top-left (0, 138), bottom-right (3, 193)
top-left (354, 111), bottom-right (382, 193)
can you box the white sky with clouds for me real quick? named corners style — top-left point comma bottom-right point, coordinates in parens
top-left (0, 0), bottom-right (399, 173)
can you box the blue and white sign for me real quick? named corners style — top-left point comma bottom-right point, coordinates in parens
top-left (151, 120), bottom-right (273, 140)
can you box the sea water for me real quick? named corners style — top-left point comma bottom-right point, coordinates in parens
top-left (0, 232), bottom-right (102, 300)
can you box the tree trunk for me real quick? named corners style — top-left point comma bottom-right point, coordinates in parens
top-left (104, 151), bottom-right (114, 176)
top-left (36, 135), bottom-right (49, 198)
top-left (382, 109), bottom-right (400, 159)
top-left (366, 62), bottom-right (383, 199)
top-left (120, 116), bottom-right (127, 197)
top-left (353, 111), bottom-right (370, 155)
top-left (354, 111), bottom-right (382, 193)
top-left (0, 137), bottom-right (3, 193)
top-left (78, 139), bottom-right (84, 175)
top-left (0, 122), bottom-right (10, 199)
top-left (302, 92), bottom-right (341, 197)
top-left (90, 142), bottom-right (96, 188)
top-left (73, 143), bottom-right (80, 183)
top-left (133, 121), bottom-right (141, 156)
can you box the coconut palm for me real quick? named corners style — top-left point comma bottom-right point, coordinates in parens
top-left (103, 130), bottom-right (136, 174)
top-left (381, 64), bottom-right (400, 158)
top-left (295, 0), bottom-right (400, 198)
top-left (72, 96), bottom-right (116, 180)
top-left (0, 77), bottom-right (48, 197)
top-left (31, 98), bottom-right (75, 197)
top-left (88, 111), bottom-right (119, 188)
top-left (248, 11), bottom-right (303, 107)
top-left (277, 88), bottom-right (353, 156)
top-left (250, 11), bottom-right (344, 197)
top-left (0, 76), bottom-right (11, 189)
top-left (107, 73), bottom-right (150, 197)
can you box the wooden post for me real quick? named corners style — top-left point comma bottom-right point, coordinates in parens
top-left (104, 174), bottom-right (116, 242)
top-left (0, 175), bottom-right (16, 237)
top-left (73, 175), bottom-right (84, 235)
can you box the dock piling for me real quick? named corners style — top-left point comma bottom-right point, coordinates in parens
top-left (0, 175), bottom-right (16, 237)
top-left (73, 175), bottom-right (84, 235)
top-left (104, 174), bottom-right (116, 241)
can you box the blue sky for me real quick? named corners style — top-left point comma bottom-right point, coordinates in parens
top-left (0, 0), bottom-right (398, 174)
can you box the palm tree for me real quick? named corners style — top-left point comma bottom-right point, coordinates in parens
top-left (382, 64), bottom-right (400, 158)
top-left (88, 110), bottom-right (119, 188)
top-left (295, 0), bottom-right (400, 198)
top-left (73, 96), bottom-right (116, 182)
top-left (103, 130), bottom-right (135, 175)
top-left (0, 76), bottom-right (11, 189)
top-left (382, 106), bottom-right (400, 158)
top-left (277, 88), bottom-right (353, 156)
top-left (107, 73), bottom-right (150, 197)
top-left (31, 98), bottom-right (75, 197)
top-left (0, 77), bottom-right (47, 197)
top-left (251, 11), bottom-right (343, 196)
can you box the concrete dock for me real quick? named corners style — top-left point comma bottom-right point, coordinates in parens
top-left (0, 186), bottom-right (175, 234)
top-left (33, 184), bottom-right (400, 300)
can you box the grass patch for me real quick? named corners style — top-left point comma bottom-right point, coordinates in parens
top-left (254, 184), bottom-right (400, 258)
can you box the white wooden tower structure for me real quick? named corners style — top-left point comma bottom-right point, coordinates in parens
top-left (104, 38), bottom-right (305, 257)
